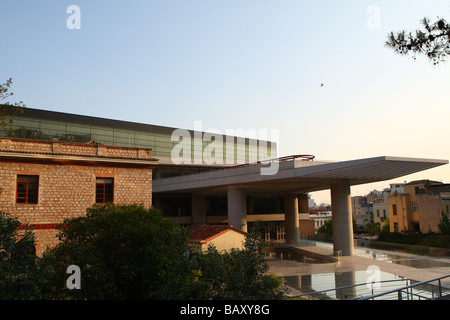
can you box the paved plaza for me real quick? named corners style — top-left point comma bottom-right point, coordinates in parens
top-left (266, 241), bottom-right (450, 298)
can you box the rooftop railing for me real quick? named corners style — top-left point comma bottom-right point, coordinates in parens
top-left (225, 154), bottom-right (315, 170)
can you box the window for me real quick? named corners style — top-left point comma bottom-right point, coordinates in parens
top-left (415, 187), bottom-right (426, 195)
top-left (96, 178), bottom-right (114, 203)
top-left (392, 204), bottom-right (397, 216)
top-left (16, 175), bottom-right (39, 204)
top-left (411, 202), bottom-right (419, 212)
top-left (383, 209), bottom-right (386, 218)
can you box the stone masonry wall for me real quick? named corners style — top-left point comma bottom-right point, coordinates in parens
top-left (0, 138), bottom-right (154, 255)
top-left (0, 137), bottom-right (153, 160)
top-left (0, 161), bottom-right (153, 255)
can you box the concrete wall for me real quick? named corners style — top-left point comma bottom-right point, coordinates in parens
top-left (417, 194), bottom-right (443, 233)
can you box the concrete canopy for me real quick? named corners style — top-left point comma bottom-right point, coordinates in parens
top-left (153, 156), bottom-right (449, 196)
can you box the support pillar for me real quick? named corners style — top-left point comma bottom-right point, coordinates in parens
top-left (331, 180), bottom-right (354, 256)
top-left (284, 194), bottom-right (300, 244)
top-left (227, 187), bottom-right (247, 232)
top-left (191, 194), bottom-right (206, 230)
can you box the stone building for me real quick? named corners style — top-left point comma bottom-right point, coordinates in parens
top-left (0, 137), bottom-right (157, 255)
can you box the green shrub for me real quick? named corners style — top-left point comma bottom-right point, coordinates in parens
top-left (0, 211), bottom-right (40, 299)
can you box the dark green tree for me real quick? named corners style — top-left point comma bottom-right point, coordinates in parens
top-left (386, 16), bottom-right (450, 65)
top-left (438, 211), bottom-right (450, 235)
top-left (317, 218), bottom-right (358, 236)
top-left (317, 219), bottom-right (333, 236)
top-left (192, 233), bottom-right (287, 300)
top-left (38, 203), bottom-right (287, 300)
top-left (0, 212), bottom-right (40, 299)
top-left (366, 222), bottom-right (381, 236)
top-left (0, 78), bottom-right (25, 133)
top-left (381, 218), bottom-right (390, 233)
top-left (39, 203), bottom-right (195, 299)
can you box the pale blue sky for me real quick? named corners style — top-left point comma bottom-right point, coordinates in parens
top-left (1, 1), bottom-right (449, 203)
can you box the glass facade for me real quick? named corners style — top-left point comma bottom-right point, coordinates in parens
top-left (2, 108), bottom-right (277, 166)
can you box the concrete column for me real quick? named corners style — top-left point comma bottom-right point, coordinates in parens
top-left (284, 194), bottom-right (299, 244)
top-left (191, 195), bottom-right (206, 230)
top-left (227, 187), bottom-right (247, 232)
top-left (331, 180), bottom-right (354, 256)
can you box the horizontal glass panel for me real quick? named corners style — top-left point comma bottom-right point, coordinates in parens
top-left (11, 118), bottom-right (40, 129)
top-left (40, 121), bottom-right (66, 131)
top-left (113, 130), bottom-right (133, 139)
top-left (66, 125), bottom-right (91, 134)
top-left (91, 127), bottom-right (113, 135)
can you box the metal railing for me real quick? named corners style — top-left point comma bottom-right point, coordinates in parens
top-left (290, 278), bottom-right (410, 300)
top-left (289, 274), bottom-right (450, 300)
top-left (354, 274), bottom-right (450, 300)
top-left (225, 154), bottom-right (315, 170)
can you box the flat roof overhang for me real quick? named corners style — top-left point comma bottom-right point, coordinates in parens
top-left (153, 156), bottom-right (449, 196)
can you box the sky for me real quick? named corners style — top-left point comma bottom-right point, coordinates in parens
top-left (1, 1), bottom-right (449, 204)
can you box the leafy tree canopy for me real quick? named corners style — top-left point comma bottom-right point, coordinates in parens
top-left (0, 78), bottom-right (25, 133)
top-left (39, 204), bottom-right (193, 299)
top-left (0, 212), bottom-right (40, 299)
top-left (38, 204), bottom-right (287, 300)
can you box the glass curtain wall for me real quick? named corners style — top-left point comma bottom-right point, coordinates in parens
top-left (3, 111), bottom-right (276, 164)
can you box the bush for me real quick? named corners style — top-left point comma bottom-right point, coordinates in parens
top-left (0, 211), bottom-right (40, 299)
top-left (438, 211), bottom-right (450, 235)
top-left (39, 204), bottom-right (193, 299)
top-left (38, 203), bottom-right (287, 300)
top-left (192, 234), bottom-right (287, 300)
top-left (377, 231), bottom-right (450, 249)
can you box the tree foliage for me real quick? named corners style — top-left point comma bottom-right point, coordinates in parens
top-left (381, 218), bottom-right (390, 233)
top-left (0, 78), bottom-right (25, 133)
top-left (0, 212), bottom-right (40, 299)
top-left (191, 234), bottom-right (287, 300)
top-left (317, 218), bottom-right (357, 236)
top-left (39, 204), bottom-right (194, 299)
top-left (37, 203), bottom-right (286, 300)
top-left (386, 17), bottom-right (450, 65)
top-left (438, 211), bottom-right (450, 235)
top-left (317, 219), bottom-right (333, 236)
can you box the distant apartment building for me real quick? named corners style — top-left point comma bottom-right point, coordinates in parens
top-left (373, 189), bottom-right (390, 229)
top-left (389, 183), bottom-right (405, 195)
top-left (309, 209), bottom-right (332, 233)
top-left (351, 196), bottom-right (367, 215)
top-left (352, 184), bottom-right (404, 232)
top-left (352, 195), bottom-right (372, 232)
top-left (388, 180), bottom-right (450, 233)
